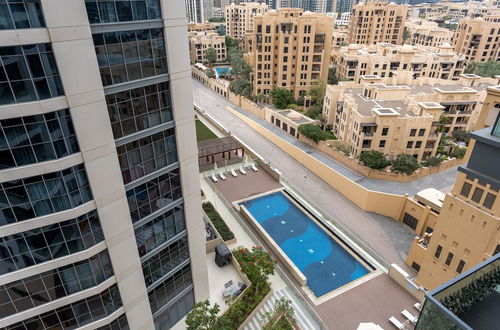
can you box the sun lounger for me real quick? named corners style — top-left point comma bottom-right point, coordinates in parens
top-left (211, 175), bottom-right (218, 182)
top-left (219, 173), bottom-right (226, 180)
top-left (239, 167), bottom-right (247, 175)
top-left (251, 164), bottom-right (258, 172)
top-left (389, 316), bottom-right (404, 330)
top-left (414, 302), bottom-right (422, 311)
top-left (231, 169), bottom-right (238, 177)
top-left (402, 309), bottom-right (418, 324)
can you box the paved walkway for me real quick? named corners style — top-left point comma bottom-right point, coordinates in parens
top-left (193, 80), bottom-right (415, 270)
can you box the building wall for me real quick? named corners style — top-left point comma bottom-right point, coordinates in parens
top-left (404, 19), bottom-right (454, 48)
top-left (453, 15), bottom-right (500, 62)
top-left (347, 0), bottom-right (407, 45)
top-left (226, 2), bottom-right (268, 40)
top-left (189, 31), bottom-right (227, 64)
top-left (248, 8), bottom-right (334, 99)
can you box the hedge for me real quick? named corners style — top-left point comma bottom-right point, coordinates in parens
top-left (202, 202), bottom-right (235, 241)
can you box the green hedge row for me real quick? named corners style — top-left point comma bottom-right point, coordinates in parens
top-left (202, 202), bottom-right (235, 241)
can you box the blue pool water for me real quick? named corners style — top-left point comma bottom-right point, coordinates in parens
top-left (215, 67), bottom-right (231, 76)
top-left (242, 192), bottom-right (370, 297)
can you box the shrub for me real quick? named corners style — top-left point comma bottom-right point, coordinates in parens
top-left (186, 301), bottom-right (220, 330)
top-left (304, 104), bottom-right (323, 120)
top-left (298, 124), bottom-right (335, 143)
top-left (392, 154), bottom-right (420, 175)
top-left (202, 202), bottom-right (234, 241)
top-left (423, 157), bottom-right (442, 167)
top-left (270, 88), bottom-right (294, 109)
top-left (359, 150), bottom-right (391, 170)
top-left (450, 146), bottom-right (467, 159)
top-left (451, 129), bottom-right (468, 142)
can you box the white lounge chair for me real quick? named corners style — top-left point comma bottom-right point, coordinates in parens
top-left (231, 169), bottom-right (238, 177)
top-left (211, 175), bottom-right (218, 182)
top-left (414, 302), bottom-right (422, 311)
top-left (389, 316), bottom-right (404, 330)
top-left (251, 164), bottom-right (258, 172)
top-left (219, 173), bottom-right (226, 180)
top-left (239, 167), bottom-right (247, 175)
top-left (402, 309), bottom-right (418, 324)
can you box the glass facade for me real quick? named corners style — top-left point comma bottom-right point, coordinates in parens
top-left (126, 168), bottom-right (181, 222)
top-left (106, 82), bottom-right (173, 139)
top-left (0, 164), bottom-right (93, 225)
top-left (96, 314), bottom-right (130, 330)
top-left (0, 210), bottom-right (103, 274)
top-left (93, 28), bottom-right (168, 86)
top-left (0, 251), bottom-right (114, 318)
top-left (0, 109), bottom-right (79, 169)
top-left (118, 128), bottom-right (177, 184)
top-left (0, 0), bottom-right (45, 30)
top-left (148, 264), bottom-right (192, 314)
top-left (135, 205), bottom-right (185, 256)
top-left (153, 289), bottom-right (194, 330)
top-left (0, 44), bottom-right (64, 105)
top-left (85, 0), bottom-right (161, 24)
top-left (3, 284), bottom-right (123, 330)
top-left (142, 236), bottom-right (189, 287)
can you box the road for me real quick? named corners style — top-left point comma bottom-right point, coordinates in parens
top-left (193, 79), bottom-right (416, 269)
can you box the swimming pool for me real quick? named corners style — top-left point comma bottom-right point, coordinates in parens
top-left (215, 67), bottom-right (231, 77)
top-left (241, 191), bottom-right (370, 297)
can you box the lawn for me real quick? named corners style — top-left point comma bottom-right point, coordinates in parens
top-left (195, 120), bottom-right (218, 142)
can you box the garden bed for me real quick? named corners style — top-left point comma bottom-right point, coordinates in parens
top-left (202, 202), bottom-right (235, 241)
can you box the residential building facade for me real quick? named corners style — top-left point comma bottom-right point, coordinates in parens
top-left (405, 111), bottom-right (500, 290)
top-left (452, 15), bottom-right (500, 62)
top-left (331, 43), bottom-right (467, 84)
top-left (0, 1), bottom-right (208, 329)
top-left (247, 8), bottom-right (334, 98)
top-left (226, 2), bottom-right (269, 40)
top-left (189, 31), bottom-right (227, 64)
top-left (404, 19), bottom-right (454, 48)
top-left (347, 0), bottom-right (407, 45)
top-left (322, 74), bottom-right (491, 162)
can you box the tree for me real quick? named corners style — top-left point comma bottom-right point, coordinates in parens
top-left (270, 88), bottom-right (294, 109)
top-left (229, 78), bottom-right (252, 97)
top-left (298, 124), bottom-right (335, 143)
top-left (208, 17), bottom-right (225, 23)
top-left (205, 48), bottom-right (217, 67)
top-left (328, 67), bottom-right (339, 85)
top-left (392, 154), bottom-right (420, 175)
top-left (359, 150), bottom-right (391, 170)
top-left (206, 69), bottom-right (216, 79)
top-left (308, 80), bottom-right (326, 105)
top-left (451, 129), bottom-right (468, 142)
top-left (225, 35), bottom-right (240, 49)
top-left (185, 300), bottom-right (220, 330)
top-left (304, 104), bottom-right (323, 120)
top-left (233, 246), bottom-right (275, 291)
top-left (450, 146), bottom-right (467, 159)
top-left (423, 157), bottom-right (442, 167)
top-left (465, 61), bottom-right (500, 78)
top-left (402, 29), bottom-right (411, 43)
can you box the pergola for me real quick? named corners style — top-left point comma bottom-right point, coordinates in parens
top-left (197, 136), bottom-right (245, 164)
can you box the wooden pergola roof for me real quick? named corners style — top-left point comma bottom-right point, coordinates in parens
top-left (197, 136), bottom-right (244, 158)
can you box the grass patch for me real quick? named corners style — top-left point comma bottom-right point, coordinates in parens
top-left (202, 202), bottom-right (234, 241)
top-left (196, 120), bottom-right (218, 142)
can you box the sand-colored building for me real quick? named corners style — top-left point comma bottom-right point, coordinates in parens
top-left (476, 85), bottom-right (500, 130)
top-left (246, 8), bottom-right (334, 98)
top-left (453, 15), bottom-right (500, 63)
top-left (404, 19), bottom-right (454, 48)
top-left (188, 21), bottom-right (217, 32)
top-left (189, 30), bottom-right (227, 64)
top-left (347, 0), bottom-right (407, 45)
top-left (409, 0), bottom-right (500, 20)
top-left (331, 43), bottom-right (467, 84)
top-left (332, 27), bottom-right (348, 46)
top-left (226, 2), bottom-right (268, 40)
top-left (405, 112), bottom-right (500, 290)
top-left (322, 74), bottom-right (492, 162)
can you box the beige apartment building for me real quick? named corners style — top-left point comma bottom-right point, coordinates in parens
top-left (189, 30), bottom-right (227, 64)
top-left (332, 27), bottom-right (348, 46)
top-left (347, 0), bottom-right (408, 45)
top-left (322, 74), bottom-right (491, 162)
top-left (405, 101), bottom-right (500, 289)
top-left (188, 21), bottom-right (217, 32)
top-left (226, 2), bottom-right (268, 40)
top-left (246, 9), bottom-right (334, 98)
top-left (332, 43), bottom-right (467, 84)
top-left (453, 15), bottom-right (500, 62)
top-left (0, 1), bottom-right (207, 329)
top-left (404, 19), bottom-right (454, 48)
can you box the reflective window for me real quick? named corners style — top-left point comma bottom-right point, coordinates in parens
top-left (0, 44), bottom-right (64, 105)
top-left (0, 251), bottom-right (113, 318)
top-left (96, 314), bottom-right (130, 330)
top-left (0, 210), bottom-right (103, 274)
top-left (0, 0), bottom-right (45, 30)
top-left (0, 164), bottom-right (93, 225)
top-left (135, 205), bottom-right (186, 256)
top-left (118, 128), bottom-right (177, 184)
top-left (153, 289), bottom-right (194, 330)
top-left (4, 285), bottom-right (122, 330)
top-left (126, 168), bottom-right (182, 222)
top-left (142, 236), bottom-right (189, 287)
top-left (93, 28), bottom-right (168, 86)
top-left (106, 82), bottom-right (173, 139)
top-left (0, 109), bottom-right (79, 169)
top-left (85, 0), bottom-right (161, 24)
top-left (148, 264), bottom-right (192, 313)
